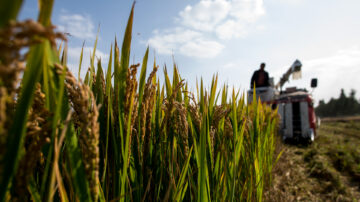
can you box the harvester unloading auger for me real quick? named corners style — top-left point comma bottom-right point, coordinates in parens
top-left (276, 59), bottom-right (302, 90)
top-left (248, 60), bottom-right (318, 144)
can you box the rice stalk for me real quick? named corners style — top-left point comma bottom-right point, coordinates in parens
top-left (54, 63), bottom-right (100, 201)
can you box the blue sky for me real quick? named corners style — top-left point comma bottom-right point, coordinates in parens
top-left (19, 0), bottom-right (360, 103)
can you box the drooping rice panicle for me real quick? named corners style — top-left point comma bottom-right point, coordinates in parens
top-left (54, 63), bottom-right (100, 201)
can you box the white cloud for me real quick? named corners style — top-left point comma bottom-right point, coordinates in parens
top-left (58, 13), bottom-right (96, 39)
top-left (147, 0), bottom-right (266, 58)
top-left (148, 28), bottom-right (223, 58)
top-left (179, 0), bottom-right (230, 32)
top-left (229, 0), bottom-right (265, 22)
top-left (215, 19), bottom-right (248, 39)
top-left (215, 0), bottom-right (265, 39)
top-left (178, 0), bottom-right (265, 39)
top-left (305, 48), bottom-right (360, 69)
top-left (179, 0), bottom-right (265, 35)
top-left (148, 28), bottom-right (202, 55)
top-left (179, 38), bottom-right (224, 58)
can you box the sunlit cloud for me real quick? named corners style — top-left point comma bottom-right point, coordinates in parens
top-left (179, 38), bottom-right (224, 58)
top-left (147, 0), bottom-right (266, 58)
top-left (148, 27), bottom-right (223, 58)
top-left (58, 12), bottom-right (96, 39)
top-left (179, 0), bottom-right (230, 32)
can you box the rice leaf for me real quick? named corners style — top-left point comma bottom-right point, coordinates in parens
top-left (198, 109), bottom-right (209, 202)
top-left (0, 41), bottom-right (50, 201)
top-left (164, 66), bottom-right (172, 97)
top-left (0, 0), bottom-right (23, 28)
top-left (28, 177), bottom-right (41, 202)
top-left (65, 123), bottom-right (92, 202)
top-left (174, 146), bottom-right (193, 201)
top-left (38, 0), bottom-right (54, 26)
top-left (118, 2), bottom-right (135, 111)
top-left (78, 41), bottom-right (85, 80)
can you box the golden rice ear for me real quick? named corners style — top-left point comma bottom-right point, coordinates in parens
top-left (54, 63), bottom-right (99, 201)
top-left (12, 83), bottom-right (51, 200)
top-left (174, 101), bottom-right (189, 159)
top-left (140, 65), bottom-right (158, 140)
top-left (141, 64), bottom-right (158, 162)
top-left (212, 105), bottom-right (231, 130)
top-left (0, 19), bottom-right (67, 201)
top-left (188, 103), bottom-right (202, 134)
top-left (0, 19), bottom-right (65, 139)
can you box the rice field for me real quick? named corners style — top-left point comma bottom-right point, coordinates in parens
top-left (0, 1), bottom-right (280, 201)
top-left (267, 119), bottom-right (360, 201)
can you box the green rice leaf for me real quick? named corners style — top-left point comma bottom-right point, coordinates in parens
top-left (198, 109), bottom-right (209, 202)
top-left (164, 66), bottom-right (172, 97)
top-left (0, 0), bottom-right (23, 28)
top-left (174, 146), bottom-right (193, 201)
top-left (118, 2), bottom-right (135, 111)
top-left (138, 46), bottom-right (149, 108)
top-left (28, 177), bottom-right (41, 202)
top-left (65, 123), bottom-right (92, 202)
top-left (78, 41), bottom-right (85, 80)
top-left (38, 0), bottom-right (54, 26)
top-left (0, 41), bottom-right (50, 201)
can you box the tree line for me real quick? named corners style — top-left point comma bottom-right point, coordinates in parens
top-left (316, 89), bottom-right (360, 117)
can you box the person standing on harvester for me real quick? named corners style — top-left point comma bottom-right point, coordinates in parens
top-left (250, 63), bottom-right (270, 88)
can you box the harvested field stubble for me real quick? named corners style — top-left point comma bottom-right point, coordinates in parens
top-left (265, 120), bottom-right (360, 201)
top-left (0, 1), bottom-right (280, 201)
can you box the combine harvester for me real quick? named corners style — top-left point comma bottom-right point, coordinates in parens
top-left (248, 60), bottom-right (318, 143)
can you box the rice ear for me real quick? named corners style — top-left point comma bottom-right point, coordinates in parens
top-left (54, 63), bottom-right (100, 201)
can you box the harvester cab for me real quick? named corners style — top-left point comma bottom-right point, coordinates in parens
top-left (247, 60), bottom-right (318, 144)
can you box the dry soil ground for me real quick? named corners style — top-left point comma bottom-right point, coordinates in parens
top-left (265, 118), bottom-right (360, 202)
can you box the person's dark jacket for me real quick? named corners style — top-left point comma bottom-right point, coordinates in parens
top-left (250, 70), bottom-right (270, 88)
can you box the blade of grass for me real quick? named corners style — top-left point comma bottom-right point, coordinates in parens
top-left (0, 0), bottom-right (23, 28)
top-left (38, 0), bottom-right (54, 26)
top-left (65, 122), bottom-right (92, 201)
top-left (174, 146), bottom-right (193, 201)
top-left (118, 2), bottom-right (135, 111)
top-left (198, 109), bottom-right (209, 202)
top-left (138, 46), bottom-right (149, 107)
top-left (0, 41), bottom-right (51, 201)
top-left (101, 44), bottom-right (113, 187)
top-left (28, 177), bottom-right (41, 202)
top-left (78, 41), bottom-right (85, 80)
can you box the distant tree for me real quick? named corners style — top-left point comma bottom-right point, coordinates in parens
top-left (315, 89), bottom-right (360, 117)
top-left (350, 89), bottom-right (356, 99)
top-left (340, 89), bottom-right (346, 99)
top-left (349, 89), bottom-right (358, 114)
top-left (316, 100), bottom-right (326, 116)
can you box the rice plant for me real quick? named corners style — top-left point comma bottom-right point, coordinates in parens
top-left (0, 0), bottom-right (280, 201)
